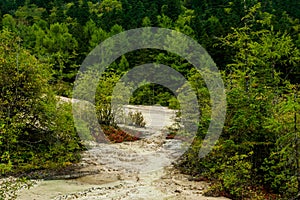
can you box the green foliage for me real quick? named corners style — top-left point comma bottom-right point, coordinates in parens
top-left (0, 1), bottom-right (299, 199)
top-left (261, 86), bottom-right (300, 198)
top-left (0, 29), bottom-right (53, 173)
top-left (220, 152), bottom-right (253, 198)
top-left (127, 111), bottom-right (146, 127)
top-left (95, 72), bottom-right (122, 127)
top-left (0, 177), bottom-right (34, 200)
top-left (129, 83), bottom-right (178, 107)
top-left (0, 29), bottom-right (82, 174)
top-left (178, 4), bottom-right (300, 199)
top-left (168, 96), bottom-right (180, 109)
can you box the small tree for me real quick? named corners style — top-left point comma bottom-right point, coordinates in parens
top-left (262, 85), bottom-right (300, 198)
top-left (0, 29), bottom-right (81, 173)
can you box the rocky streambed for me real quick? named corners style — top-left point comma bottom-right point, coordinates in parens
top-left (16, 105), bottom-right (230, 200)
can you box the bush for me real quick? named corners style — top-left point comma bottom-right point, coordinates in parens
top-left (0, 29), bottom-right (82, 174)
top-left (220, 153), bottom-right (253, 198)
top-left (127, 111), bottom-right (146, 127)
top-left (0, 177), bottom-right (34, 200)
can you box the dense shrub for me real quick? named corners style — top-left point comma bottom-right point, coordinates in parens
top-left (0, 29), bottom-right (82, 174)
top-left (127, 111), bottom-right (146, 127)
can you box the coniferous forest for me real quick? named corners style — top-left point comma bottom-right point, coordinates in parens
top-left (0, 0), bottom-right (299, 199)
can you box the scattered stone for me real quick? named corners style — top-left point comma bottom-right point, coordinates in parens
top-left (14, 105), bottom-right (230, 200)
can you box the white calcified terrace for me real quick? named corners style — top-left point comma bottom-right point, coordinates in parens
top-left (16, 98), bottom-right (230, 200)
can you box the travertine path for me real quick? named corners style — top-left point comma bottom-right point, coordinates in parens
top-left (17, 105), bottom-right (230, 200)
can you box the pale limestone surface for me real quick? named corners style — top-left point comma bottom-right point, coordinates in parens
top-left (16, 105), bottom-right (230, 200)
